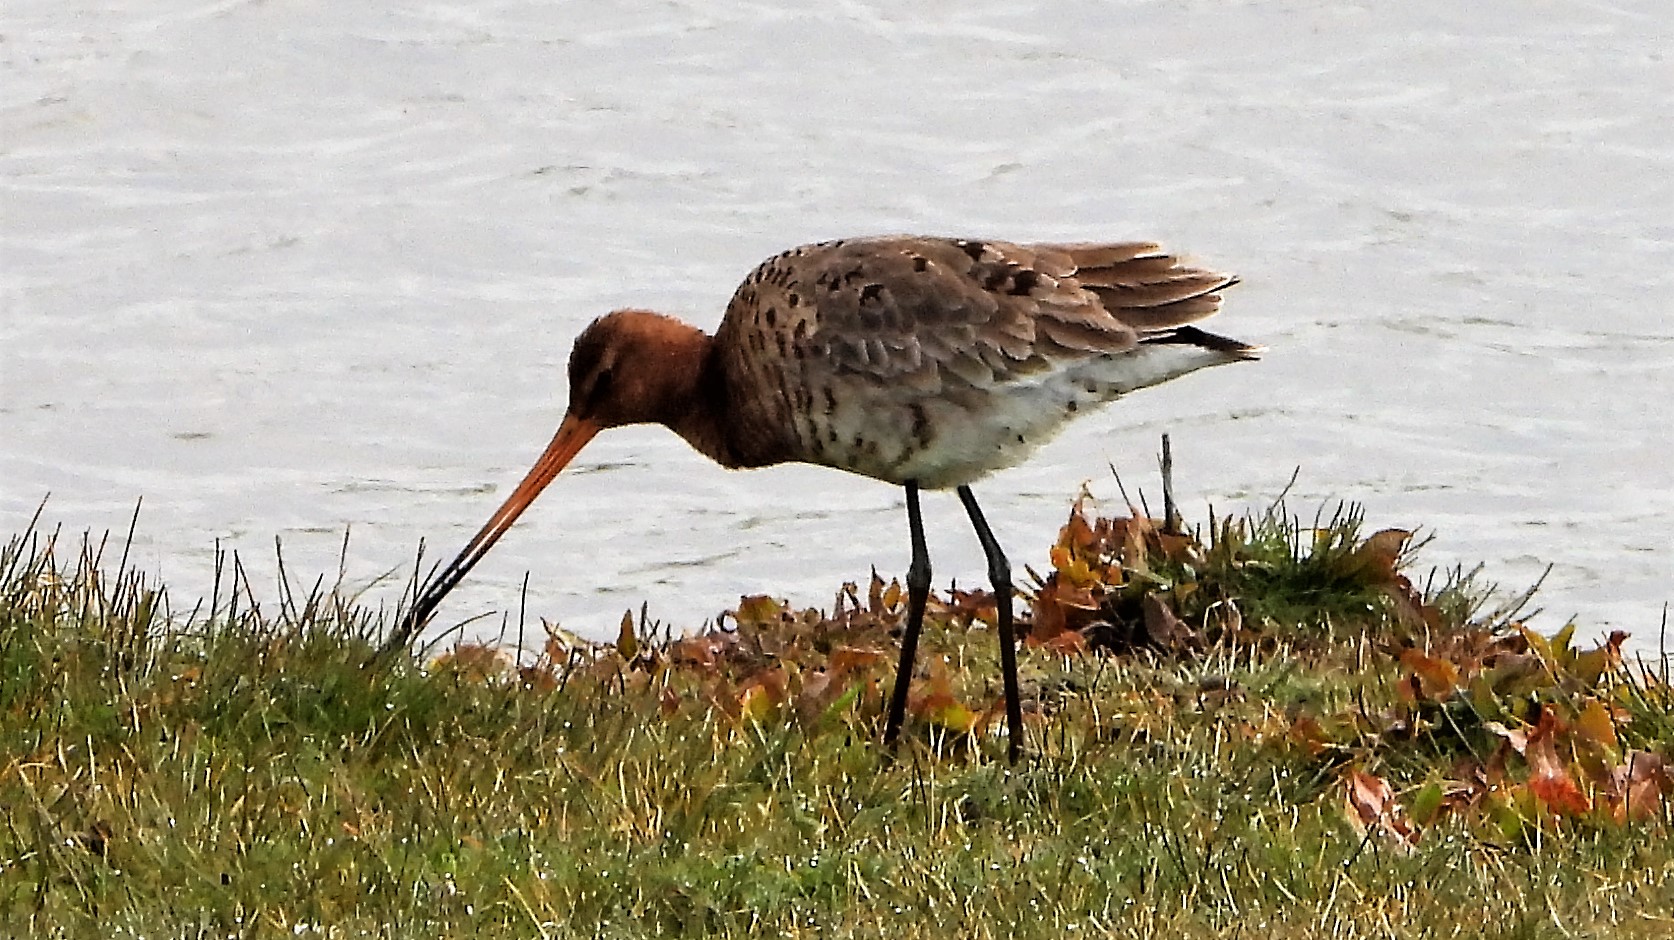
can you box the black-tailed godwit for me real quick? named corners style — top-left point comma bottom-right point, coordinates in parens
top-left (399, 236), bottom-right (1259, 762)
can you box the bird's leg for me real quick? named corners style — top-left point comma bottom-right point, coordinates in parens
top-left (883, 481), bottom-right (930, 752)
top-left (956, 485), bottom-right (1024, 765)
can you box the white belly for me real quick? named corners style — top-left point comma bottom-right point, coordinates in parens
top-left (806, 342), bottom-right (1244, 489)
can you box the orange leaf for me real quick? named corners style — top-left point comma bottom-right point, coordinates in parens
top-left (434, 643), bottom-right (510, 683)
top-left (1041, 629), bottom-right (1088, 657)
top-left (881, 578), bottom-right (903, 612)
top-left (1528, 762), bottom-right (1592, 817)
top-left (1156, 532), bottom-right (1197, 564)
top-left (910, 660), bottom-right (979, 734)
top-left (829, 645), bottom-right (886, 673)
top-left (1399, 649), bottom-right (1461, 700)
top-left (1525, 709), bottom-right (1591, 817)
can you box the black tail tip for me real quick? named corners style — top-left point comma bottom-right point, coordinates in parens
top-left (1145, 325), bottom-right (1264, 359)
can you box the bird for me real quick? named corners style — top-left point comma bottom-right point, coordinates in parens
top-left (395, 235), bottom-right (1259, 762)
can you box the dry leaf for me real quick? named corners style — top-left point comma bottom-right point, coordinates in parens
top-left (734, 595), bottom-right (787, 626)
top-left (434, 643), bottom-right (511, 683)
top-left (1344, 768), bottom-right (1420, 851)
top-left (1525, 709), bottom-right (1591, 817)
top-left (1142, 593), bottom-right (1201, 651)
top-left (1399, 649), bottom-right (1461, 700)
top-left (1606, 751), bottom-right (1670, 824)
top-left (615, 610), bottom-right (638, 660)
top-left (911, 660), bottom-right (980, 734)
top-left (829, 645), bottom-right (887, 673)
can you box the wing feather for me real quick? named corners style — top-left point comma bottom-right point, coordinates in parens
top-left (720, 235), bottom-right (1245, 396)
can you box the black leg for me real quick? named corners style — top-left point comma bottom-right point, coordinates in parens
top-left (957, 485), bottom-right (1024, 764)
top-left (883, 481), bottom-right (930, 752)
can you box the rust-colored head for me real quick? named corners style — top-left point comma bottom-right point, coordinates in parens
top-left (566, 309), bottom-right (710, 428)
top-left (402, 310), bottom-right (711, 632)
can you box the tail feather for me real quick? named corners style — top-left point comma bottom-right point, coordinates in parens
top-left (1142, 325), bottom-right (1264, 360)
top-left (1021, 238), bottom-right (1258, 362)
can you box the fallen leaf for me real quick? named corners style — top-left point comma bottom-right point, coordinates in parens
top-left (734, 594), bottom-right (787, 627)
top-left (1567, 631), bottom-right (1627, 687)
top-left (737, 669), bottom-right (787, 724)
top-left (433, 643), bottom-right (511, 683)
top-left (1343, 768), bottom-right (1419, 851)
top-left (829, 645), bottom-right (886, 673)
top-left (1606, 751), bottom-right (1671, 824)
top-left (1573, 698), bottom-right (1619, 754)
top-left (671, 633), bottom-right (730, 669)
top-left (1399, 649), bottom-right (1461, 700)
top-left (1041, 629), bottom-right (1088, 656)
top-left (1142, 594), bottom-right (1201, 651)
top-left (1338, 529), bottom-right (1411, 586)
top-left (1484, 720), bottom-right (1528, 753)
top-left (911, 660), bottom-right (980, 735)
top-left (1525, 709), bottom-right (1591, 817)
top-left (517, 665), bottom-right (557, 695)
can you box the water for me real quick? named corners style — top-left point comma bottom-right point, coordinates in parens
top-left (3, 1), bottom-right (1670, 654)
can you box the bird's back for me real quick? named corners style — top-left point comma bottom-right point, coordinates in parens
top-left (712, 236), bottom-right (1257, 488)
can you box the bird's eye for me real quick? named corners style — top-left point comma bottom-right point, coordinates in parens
top-left (591, 367), bottom-right (614, 401)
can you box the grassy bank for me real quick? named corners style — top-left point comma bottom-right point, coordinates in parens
top-left (2, 493), bottom-right (1671, 938)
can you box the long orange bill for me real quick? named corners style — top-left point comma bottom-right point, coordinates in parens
top-left (401, 412), bottom-right (601, 637)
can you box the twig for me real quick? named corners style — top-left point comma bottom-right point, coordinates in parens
top-left (1160, 433), bottom-right (1181, 535)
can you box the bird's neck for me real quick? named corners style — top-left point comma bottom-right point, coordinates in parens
top-left (658, 329), bottom-right (738, 467)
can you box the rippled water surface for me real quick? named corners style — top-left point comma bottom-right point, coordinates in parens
top-left (4, 1), bottom-right (1670, 651)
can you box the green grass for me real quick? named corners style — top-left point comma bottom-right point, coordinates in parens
top-left (2, 496), bottom-right (1671, 939)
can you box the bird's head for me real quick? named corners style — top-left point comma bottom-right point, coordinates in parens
top-left (566, 308), bottom-right (708, 429)
top-left (398, 309), bottom-right (710, 634)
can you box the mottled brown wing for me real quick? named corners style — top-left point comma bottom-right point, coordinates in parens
top-left (727, 236), bottom-right (1237, 396)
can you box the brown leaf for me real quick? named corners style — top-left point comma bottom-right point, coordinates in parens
top-left (1567, 631), bottom-right (1627, 687)
top-left (1142, 594), bottom-right (1201, 651)
top-left (1344, 769), bottom-right (1420, 851)
top-left (517, 665), bottom-right (557, 695)
top-left (1606, 751), bottom-right (1671, 823)
top-left (1573, 698), bottom-right (1619, 754)
top-left (1339, 528), bottom-right (1411, 586)
top-left (671, 633), bottom-right (730, 669)
top-left (867, 574), bottom-right (886, 613)
top-left (829, 645), bottom-right (886, 673)
top-left (1485, 720), bottom-right (1529, 754)
top-left (1289, 714), bottom-right (1332, 756)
